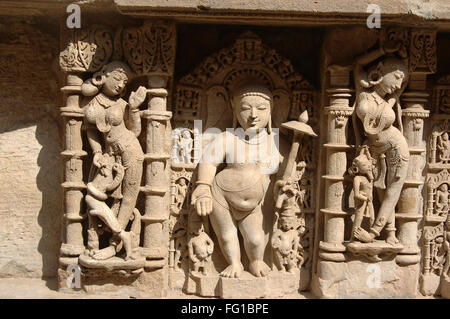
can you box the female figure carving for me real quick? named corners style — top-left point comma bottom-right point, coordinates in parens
top-left (82, 61), bottom-right (146, 259)
top-left (352, 42), bottom-right (409, 244)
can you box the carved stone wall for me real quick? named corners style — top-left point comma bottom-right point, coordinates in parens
top-left (53, 21), bottom-right (450, 298)
top-left (2, 1), bottom-right (450, 300)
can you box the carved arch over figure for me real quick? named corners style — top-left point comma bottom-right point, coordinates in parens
top-left (173, 31), bottom-right (318, 133)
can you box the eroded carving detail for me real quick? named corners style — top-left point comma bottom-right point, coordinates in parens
top-left (122, 21), bottom-right (176, 76)
top-left (409, 29), bottom-right (437, 74)
top-left (60, 27), bottom-right (114, 73)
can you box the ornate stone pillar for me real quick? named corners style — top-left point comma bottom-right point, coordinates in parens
top-left (396, 93), bottom-right (429, 265)
top-left (141, 78), bottom-right (172, 269)
top-left (58, 27), bottom-right (114, 274)
top-left (58, 73), bottom-right (86, 268)
top-left (396, 29), bottom-right (436, 266)
top-left (319, 65), bottom-right (353, 262)
top-left (122, 21), bottom-right (176, 269)
top-left (58, 27), bottom-right (114, 286)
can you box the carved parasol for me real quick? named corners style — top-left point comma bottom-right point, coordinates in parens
top-left (275, 111), bottom-right (317, 209)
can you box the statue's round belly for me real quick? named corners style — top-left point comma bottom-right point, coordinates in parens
top-left (214, 165), bottom-right (264, 212)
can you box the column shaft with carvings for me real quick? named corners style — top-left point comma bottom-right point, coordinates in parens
top-left (58, 26), bottom-right (114, 285)
top-left (59, 73), bottom-right (87, 268)
top-left (319, 66), bottom-right (353, 262)
top-left (141, 81), bottom-right (172, 269)
top-left (396, 29), bottom-right (436, 266)
top-left (122, 21), bottom-right (177, 269)
top-left (396, 89), bottom-right (429, 265)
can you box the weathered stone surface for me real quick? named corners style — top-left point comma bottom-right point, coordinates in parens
top-left (191, 273), bottom-right (220, 297)
top-left (0, 0), bottom-right (450, 300)
top-left (115, 0), bottom-right (450, 20)
top-left (0, 19), bottom-right (61, 279)
top-left (219, 271), bottom-right (267, 299)
top-left (313, 260), bottom-right (420, 298)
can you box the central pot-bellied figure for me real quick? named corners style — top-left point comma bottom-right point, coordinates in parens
top-left (191, 81), bottom-right (283, 278)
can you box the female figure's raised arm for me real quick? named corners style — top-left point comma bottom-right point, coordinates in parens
top-left (126, 86), bottom-right (147, 137)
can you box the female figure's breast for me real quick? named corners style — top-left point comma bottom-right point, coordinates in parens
top-left (105, 100), bottom-right (125, 127)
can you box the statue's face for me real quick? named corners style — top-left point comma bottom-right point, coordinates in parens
top-left (378, 69), bottom-right (404, 95)
top-left (103, 70), bottom-right (128, 97)
top-left (280, 217), bottom-right (296, 231)
top-left (182, 131), bottom-right (191, 138)
top-left (354, 157), bottom-right (372, 175)
top-left (235, 95), bottom-right (271, 132)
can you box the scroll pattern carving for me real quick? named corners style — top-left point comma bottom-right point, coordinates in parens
top-left (122, 21), bottom-right (176, 76)
top-left (60, 27), bottom-right (114, 73)
top-left (174, 31), bottom-right (315, 123)
top-left (409, 29), bottom-right (437, 74)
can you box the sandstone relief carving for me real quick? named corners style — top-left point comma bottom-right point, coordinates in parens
top-left (348, 146), bottom-right (375, 242)
top-left (272, 161), bottom-right (307, 273)
top-left (190, 81), bottom-right (316, 280)
top-left (187, 213), bottom-right (214, 276)
top-left (81, 61), bottom-right (146, 263)
top-left (53, 19), bottom-right (448, 299)
top-left (349, 41), bottom-right (409, 253)
top-left (171, 128), bottom-right (194, 164)
top-left (58, 22), bottom-right (176, 295)
top-left (169, 32), bottom-right (319, 298)
top-left (191, 83), bottom-right (279, 279)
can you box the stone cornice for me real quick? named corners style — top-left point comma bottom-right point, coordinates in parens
top-left (2, 0), bottom-right (450, 30)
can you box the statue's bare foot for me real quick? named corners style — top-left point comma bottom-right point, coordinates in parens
top-left (120, 231), bottom-right (133, 261)
top-left (92, 246), bottom-right (116, 260)
top-left (220, 263), bottom-right (244, 278)
top-left (249, 260), bottom-right (270, 277)
top-left (353, 227), bottom-right (375, 243)
top-left (386, 233), bottom-right (399, 245)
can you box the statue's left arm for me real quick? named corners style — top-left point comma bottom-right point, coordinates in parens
top-left (127, 86), bottom-right (147, 136)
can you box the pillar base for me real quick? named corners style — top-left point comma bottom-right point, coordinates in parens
top-left (419, 273), bottom-right (441, 296)
top-left (216, 269), bottom-right (304, 298)
top-left (58, 264), bottom-right (168, 298)
top-left (440, 276), bottom-right (450, 299)
top-left (312, 258), bottom-right (419, 298)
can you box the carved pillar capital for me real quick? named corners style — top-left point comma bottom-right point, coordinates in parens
top-left (59, 26), bottom-right (114, 74)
